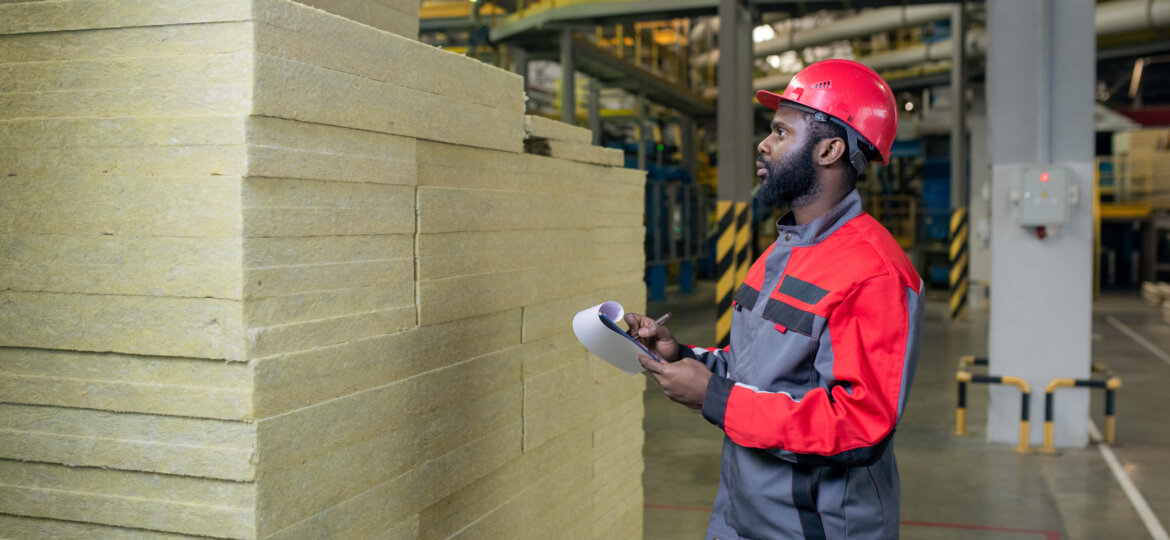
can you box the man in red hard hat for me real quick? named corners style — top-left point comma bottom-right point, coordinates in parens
top-left (626, 59), bottom-right (924, 539)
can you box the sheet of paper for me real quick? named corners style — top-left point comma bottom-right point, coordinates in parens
top-left (572, 301), bottom-right (659, 375)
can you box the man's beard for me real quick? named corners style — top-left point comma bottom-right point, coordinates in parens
top-left (755, 137), bottom-right (819, 208)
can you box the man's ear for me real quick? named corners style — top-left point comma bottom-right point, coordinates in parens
top-left (815, 137), bottom-right (847, 167)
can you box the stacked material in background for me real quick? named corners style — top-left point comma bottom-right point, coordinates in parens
top-left (0, 1), bottom-right (647, 538)
top-left (1113, 129), bottom-right (1170, 205)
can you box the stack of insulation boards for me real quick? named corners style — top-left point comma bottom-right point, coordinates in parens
top-left (0, 1), bottom-right (647, 539)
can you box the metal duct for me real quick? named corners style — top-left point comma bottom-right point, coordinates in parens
top-left (739, 0), bottom-right (1170, 94)
top-left (692, 4), bottom-right (955, 68)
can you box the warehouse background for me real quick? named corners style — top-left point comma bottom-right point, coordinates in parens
top-left (2, 0), bottom-right (1170, 539)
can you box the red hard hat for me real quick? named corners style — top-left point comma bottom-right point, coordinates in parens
top-left (756, 59), bottom-right (898, 165)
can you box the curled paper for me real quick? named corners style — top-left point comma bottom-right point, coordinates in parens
top-left (571, 301), bottom-right (659, 375)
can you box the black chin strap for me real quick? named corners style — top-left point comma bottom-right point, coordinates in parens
top-left (810, 110), bottom-right (870, 176)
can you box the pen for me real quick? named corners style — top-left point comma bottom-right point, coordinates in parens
top-left (653, 312), bottom-right (672, 326)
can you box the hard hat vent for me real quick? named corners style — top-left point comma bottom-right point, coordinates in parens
top-left (810, 80), bottom-right (831, 89)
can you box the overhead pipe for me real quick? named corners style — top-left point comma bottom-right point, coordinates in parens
top-left (732, 0), bottom-right (1170, 95)
top-left (692, 4), bottom-right (955, 69)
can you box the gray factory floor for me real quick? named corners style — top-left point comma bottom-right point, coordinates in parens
top-left (642, 281), bottom-right (1170, 540)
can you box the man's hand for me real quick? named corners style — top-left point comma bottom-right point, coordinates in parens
top-left (639, 354), bottom-right (712, 410)
top-left (623, 313), bottom-right (681, 363)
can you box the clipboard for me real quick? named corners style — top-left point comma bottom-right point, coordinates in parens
top-left (571, 301), bottom-right (661, 375)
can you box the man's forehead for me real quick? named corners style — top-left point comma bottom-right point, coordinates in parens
top-left (771, 106), bottom-right (806, 127)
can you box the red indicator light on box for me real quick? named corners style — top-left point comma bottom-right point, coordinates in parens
top-left (1040, 172), bottom-right (1049, 183)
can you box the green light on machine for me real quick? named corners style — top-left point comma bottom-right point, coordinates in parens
top-left (656, 144), bottom-right (664, 152)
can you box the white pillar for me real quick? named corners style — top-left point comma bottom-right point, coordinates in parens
top-left (986, 0), bottom-right (1095, 448)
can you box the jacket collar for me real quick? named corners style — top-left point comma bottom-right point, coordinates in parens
top-left (774, 189), bottom-right (863, 246)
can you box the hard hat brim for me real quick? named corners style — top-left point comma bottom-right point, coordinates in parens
top-left (755, 89), bottom-right (784, 111)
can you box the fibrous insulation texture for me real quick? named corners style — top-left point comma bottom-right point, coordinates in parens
top-left (0, 1), bottom-right (647, 538)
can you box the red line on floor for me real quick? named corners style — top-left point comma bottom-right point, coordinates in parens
top-left (900, 520), bottom-right (1061, 540)
top-left (644, 506), bottom-right (1061, 539)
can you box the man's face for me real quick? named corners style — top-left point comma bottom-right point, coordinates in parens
top-left (755, 106), bottom-right (818, 207)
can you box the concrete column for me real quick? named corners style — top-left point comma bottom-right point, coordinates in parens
top-left (560, 29), bottom-right (576, 125)
top-left (717, 0), bottom-right (754, 201)
top-left (513, 47), bottom-right (529, 90)
top-left (681, 115), bottom-right (697, 182)
top-left (636, 89), bottom-right (647, 171)
top-left (950, 1), bottom-right (968, 209)
top-left (587, 78), bottom-right (601, 145)
top-left (967, 113), bottom-right (991, 311)
top-left (987, 0), bottom-right (1094, 448)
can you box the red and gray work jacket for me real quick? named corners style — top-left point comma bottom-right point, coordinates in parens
top-left (685, 191), bottom-right (924, 540)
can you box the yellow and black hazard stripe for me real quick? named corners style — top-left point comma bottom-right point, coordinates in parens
top-left (734, 202), bottom-right (751, 286)
top-left (716, 201), bottom-right (752, 348)
top-left (715, 201), bottom-right (739, 348)
top-left (949, 207), bottom-right (969, 321)
top-left (1043, 376), bottom-right (1123, 452)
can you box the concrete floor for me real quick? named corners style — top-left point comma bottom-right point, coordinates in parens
top-left (643, 281), bottom-right (1170, 539)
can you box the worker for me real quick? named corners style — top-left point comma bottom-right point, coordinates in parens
top-left (626, 59), bottom-right (924, 539)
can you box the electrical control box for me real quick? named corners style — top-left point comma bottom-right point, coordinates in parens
top-left (1014, 165), bottom-right (1071, 227)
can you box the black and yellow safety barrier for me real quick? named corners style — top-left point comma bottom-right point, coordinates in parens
top-left (1043, 376), bottom-right (1123, 452)
top-left (715, 201), bottom-right (737, 348)
top-left (733, 202), bottom-right (751, 287)
top-left (949, 207), bottom-right (968, 321)
top-left (956, 370), bottom-right (1032, 453)
top-left (958, 355), bottom-right (988, 369)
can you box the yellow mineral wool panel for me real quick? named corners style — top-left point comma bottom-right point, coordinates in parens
top-left (0, 403), bottom-right (256, 480)
top-left (241, 180), bottom-right (416, 237)
top-left (520, 282), bottom-right (646, 343)
top-left (243, 258), bottom-right (413, 300)
top-left (292, 0), bottom-right (417, 38)
top-left (522, 359), bottom-right (591, 413)
top-left (257, 421), bottom-right (521, 538)
top-left (519, 332), bottom-right (589, 380)
top-left (0, 176), bottom-right (241, 237)
top-left (418, 429), bottom-right (590, 538)
top-left (415, 267), bottom-right (534, 325)
top-left (0, 116), bottom-right (246, 148)
top-left (524, 115), bottom-right (595, 145)
top-left (0, 292), bottom-right (245, 361)
top-left (0, 0), bottom-right (252, 35)
top-left (592, 407), bottom-right (643, 455)
top-left (251, 54), bottom-right (523, 153)
top-left (255, 348), bottom-right (519, 474)
top-left (0, 52), bottom-right (253, 93)
top-left (0, 459), bottom-right (256, 538)
top-left (0, 370), bottom-right (252, 420)
top-left (246, 118), bottom-right (417, 185)
top-left (243, 235), bottom-right (412, 267)
top-left (0, 513), bottom-right (200, 540)
top-left (0, 22), bottom-right (253, 63)
top-left (445, 453), bottom-right (592, 540)
top-left (522, 383), bottom-right (598, 452)
top-left (415, 229), bottom-right (642, 282)
top-left (593, 487), bottom-right (643, 539)
top-left (241, 177), bottom-right (414, 210)
top-left (250, 310), bottom-right (521, 417)
top-left (415, 187), bottom-right (569, 234)
top-left (538, 140), bottom-right (625, 167)
top-left (245, 304), bottom-right (416, 358)
top-left (254, 0), bottom-right (522, 112)
top-left (0, 83), bottom-right (252, 119)
top-left (0, 348), bottom-right (251, 392)
top-left (244, 282), bottom-right (414, 328)
top-left (0, 144), bottom-right (248, 177)
top-left (0, 235), bottom-right (242, 299)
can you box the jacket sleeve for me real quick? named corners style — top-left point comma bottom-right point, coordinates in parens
top-left (678, 344), bottom-right (731, 377)
top-left (700, 273), bottom-right (919, 466)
